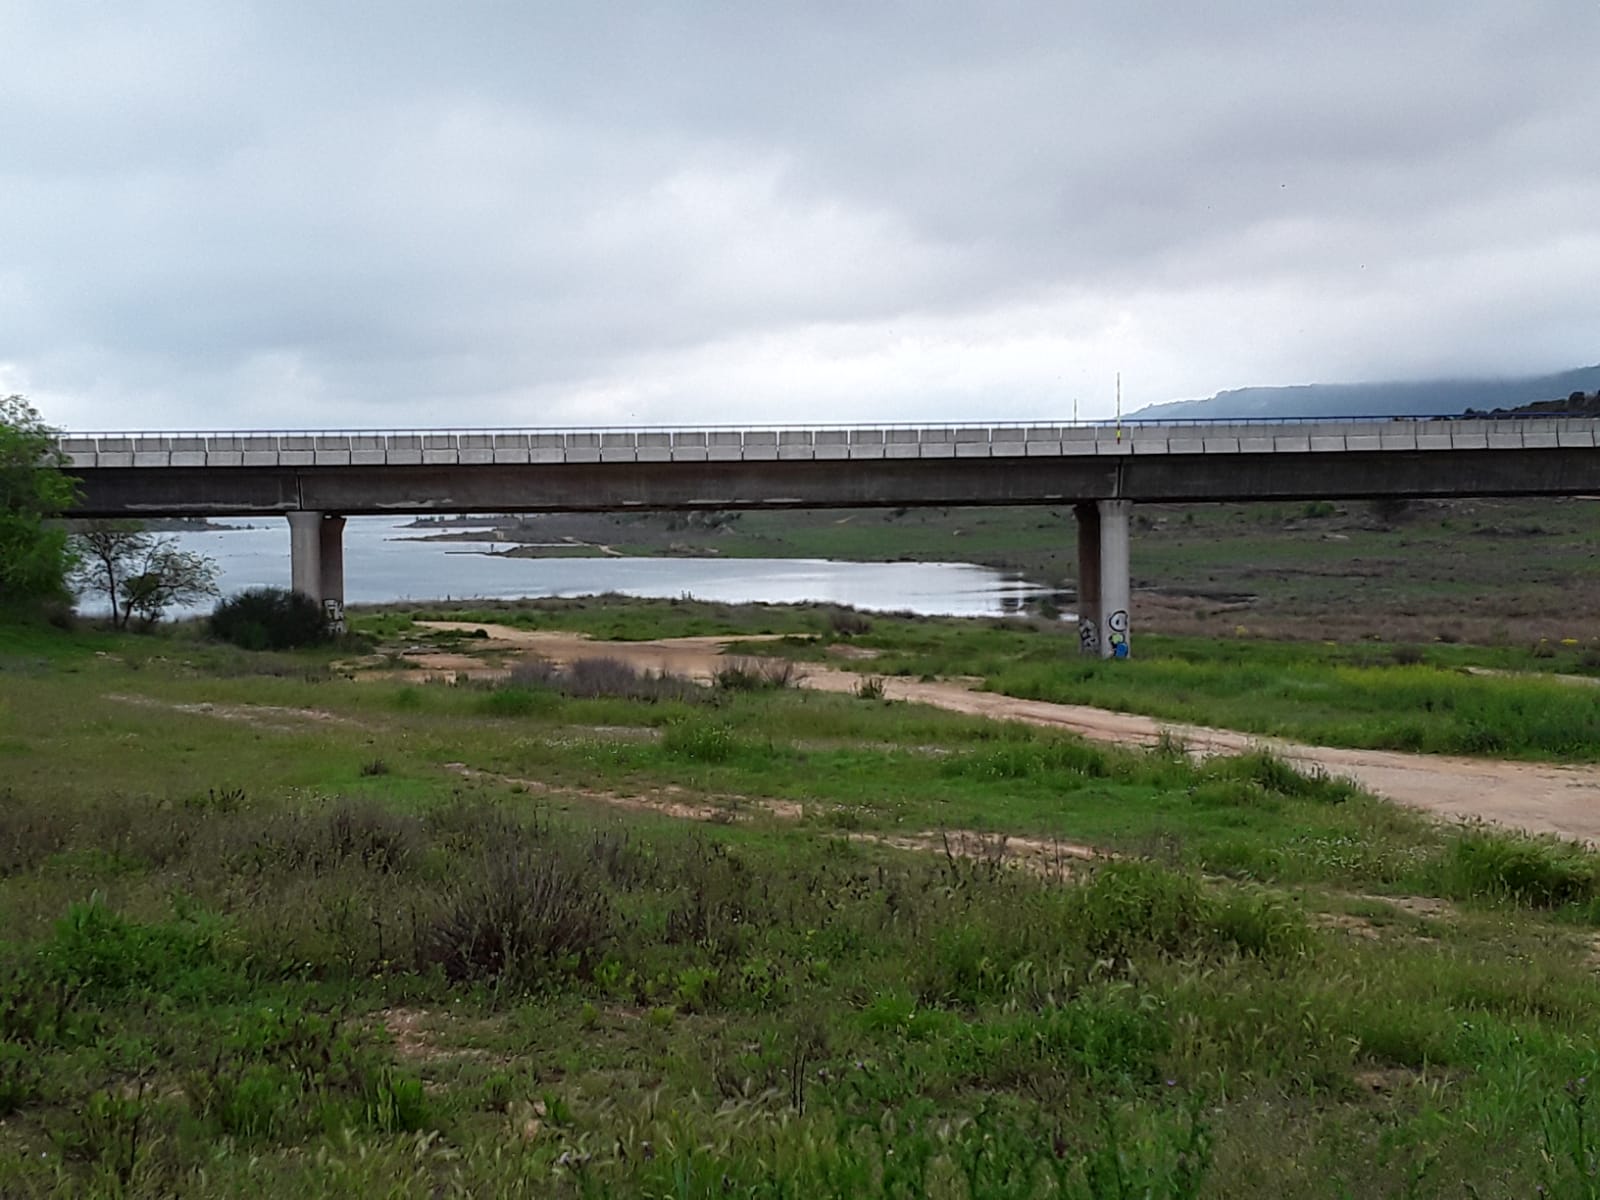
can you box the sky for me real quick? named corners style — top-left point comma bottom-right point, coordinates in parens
top-left (2, 1), bottom-right (1598, 432)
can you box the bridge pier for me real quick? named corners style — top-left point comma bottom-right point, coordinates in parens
top-left (1074, 500), bottom-right (1131, 659)
top-left (287, 512), bottom-right (346, 632)
top-left (1074, 503), bottom-right (1102, 655)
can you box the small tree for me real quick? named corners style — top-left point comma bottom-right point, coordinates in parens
top-left (0, 395), bottom-right (78, 613)
top-left (69, 521), bottom-right (220, 629)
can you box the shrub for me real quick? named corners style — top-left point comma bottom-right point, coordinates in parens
top-left (1444, 829), bottom-right (1598, 908)
top-left (0, 1043), bottom-right (41, 1116)
top-left (1209, 891), bottom-right (1311, 958)
top-left (827, 606), bottom-right (873, 636)
top-left (942, 739), bottom-right (1112, 782)
top-left (219, 800), bottom-right (423, 878)
top-left (662, 719), bottom-right (740, 763)
top-left (211, 587), bottom-right (330, 650)
top-left (501, 655), bottom-right (703, 703)
top-left (1206, 750), bottom-right (1358, 804)
top-left (1070, 861), bottom-right (1211, 962)
top-left (423, 849), bottom-right (613, 991)
top-left (478, 687), bottom-right (559, 717)
top-left (564, 656), bottom-right (701, 702)
top-left (1068, 861), bottom-right (1308, 963)
top-left (40, 899), bottom-right (237, 1000)
top-left (714, 657), bottom-right (798, 691)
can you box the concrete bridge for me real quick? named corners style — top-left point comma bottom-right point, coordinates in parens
top-left (58, 415), bottom-right (1600, 658)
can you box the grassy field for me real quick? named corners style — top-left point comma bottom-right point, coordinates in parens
top-left (733, 617), bottom-right (1600, 763)
top-left (7, 611), bottom-right (1600, 1196)
top-left (367, 595), bottom-right (1600, 763)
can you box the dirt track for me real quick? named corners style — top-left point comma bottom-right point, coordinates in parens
top-left (416, 622), bottom-right (1600, 843)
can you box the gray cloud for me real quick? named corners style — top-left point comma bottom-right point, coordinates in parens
top-left (2, 1), bottom-right (1597, 430)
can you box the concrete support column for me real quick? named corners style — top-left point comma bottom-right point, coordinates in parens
top-left (319, 514), bottom-right (346, 634)
top-left (287, 511), bottom-right (323, 601)
top-left (1098, 499), bottom-right (1131, 659)
top-left (288, 511), bottom-right (347, 633)
top-left (1073, 503), bottom-right (1102, 656)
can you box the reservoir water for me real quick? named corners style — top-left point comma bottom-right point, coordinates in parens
top-left (159, 517), bottom-right (1061, 618)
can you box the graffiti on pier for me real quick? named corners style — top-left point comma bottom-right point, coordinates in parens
top-left (1078, 617), bottom-right (1099, 655)
top-left (1107, 609), bottom-right (1129, 659)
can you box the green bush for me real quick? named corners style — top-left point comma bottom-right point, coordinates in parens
top-left (210, 587), bottom-right (331, 650)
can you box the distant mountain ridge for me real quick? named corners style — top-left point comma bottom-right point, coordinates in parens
top-left (1130, 364), bottom-right (1600, 421)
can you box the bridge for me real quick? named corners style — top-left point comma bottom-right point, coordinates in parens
top-left (58, 415), bottom-right (1600, 658)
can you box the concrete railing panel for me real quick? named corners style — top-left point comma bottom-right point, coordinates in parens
top-left (53, 418), bottom-right (1600, 481)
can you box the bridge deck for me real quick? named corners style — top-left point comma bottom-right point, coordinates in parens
top-left (58, 418), bottom-right (1595, 469)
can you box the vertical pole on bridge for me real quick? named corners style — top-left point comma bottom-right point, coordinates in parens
top-left (1073, 503), bottom-right (1102, 656)
top-left (1098, 499), bottom-right (1131, 659)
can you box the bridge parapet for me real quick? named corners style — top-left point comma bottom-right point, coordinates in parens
top-left (54, 418), bottom-right (1600, 469)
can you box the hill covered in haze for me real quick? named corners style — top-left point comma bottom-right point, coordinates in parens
top-left (1131, 364), bottom-right (1600, 421)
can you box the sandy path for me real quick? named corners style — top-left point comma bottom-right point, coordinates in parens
top-left (414, 622), bottom-right (1600, 843)
top-left (415, 621), bottom-right (784, 682)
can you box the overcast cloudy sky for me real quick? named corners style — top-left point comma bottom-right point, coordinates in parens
top-left (3, 2), bottom-right (1597, 431)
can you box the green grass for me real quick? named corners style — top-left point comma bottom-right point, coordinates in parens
top-left (9, 613), bottom-right (1600, 1196)
top-left (743, 619), bottom-right (1600, 762)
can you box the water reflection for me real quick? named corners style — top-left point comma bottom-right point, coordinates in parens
top-left (154, 517), bottom-right (1072, 620)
